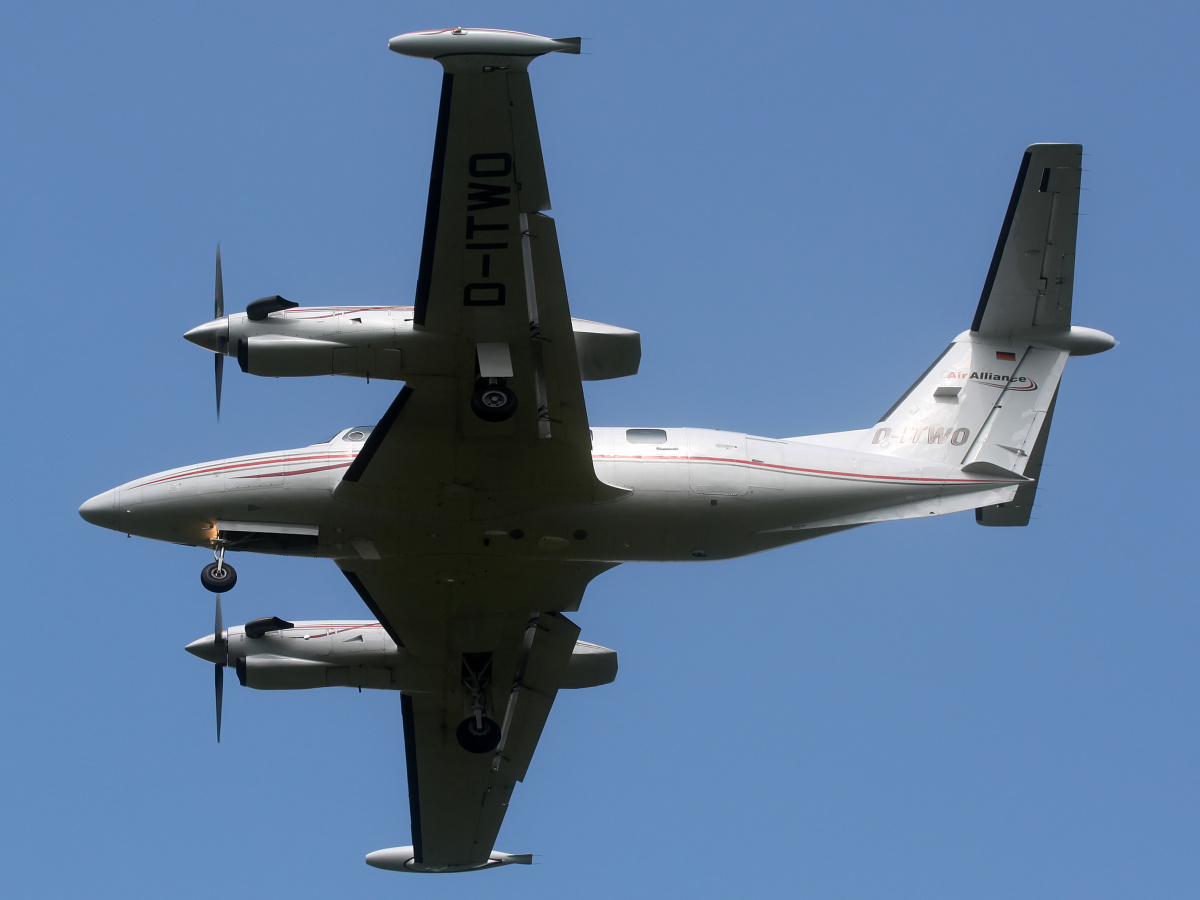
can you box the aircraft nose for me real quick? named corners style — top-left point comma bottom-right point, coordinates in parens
top-left (183, 319), bottom-right (227, 352)
top-left (78, 489), bottom-right (118, 530)
top-left (185, 635), bottom-right (222, 664)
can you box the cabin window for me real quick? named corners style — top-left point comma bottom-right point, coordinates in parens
top-left (626, 428), bottom-right (667, 444)
top-left (343, 426), bottom-right (374, 442)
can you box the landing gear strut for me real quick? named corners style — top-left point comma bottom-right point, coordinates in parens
top-left (201, 539), bottom-right (237, 593)
top-left (457, 652), bottom-right (502, 753)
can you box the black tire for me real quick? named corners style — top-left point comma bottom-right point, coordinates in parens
top-left (201, 561), bottom-right (238, 593)
top-left (470, 380), bottom-right (518, 422)
top-left (456, 715), bottom-right (502, 754)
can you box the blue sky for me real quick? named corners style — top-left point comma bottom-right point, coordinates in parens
top-left (4, 2), bottom-right (1198, 897)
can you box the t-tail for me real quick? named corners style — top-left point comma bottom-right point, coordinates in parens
top-left (863, 144), bottom-right (1113, 525)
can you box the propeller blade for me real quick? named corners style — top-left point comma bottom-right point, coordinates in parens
top-left (214, 245), bottom-right (224, 319)
top-left (214, 593), bottom-right (227, 658)
top-left (215, 353), bottom-right (224, 419)
top-left (215, 663), bottom-right (224, 743)
top-left (214, 593), bottom-right (227, 742)
top-left (214, 246), bottom-right (226, 419)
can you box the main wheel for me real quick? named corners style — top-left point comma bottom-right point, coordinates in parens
top-left (471, 380), bottom-right (518, 423)
top-left (201, 561), bottom-right (238, 593)
top-left (456, 715), bottom-right (502, 753)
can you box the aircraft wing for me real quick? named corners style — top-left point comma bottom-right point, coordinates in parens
top-left (332, 31), bottom-right (624, 872)
top-left (335, 33), bottom-right (624, 513)
top-left (972, 143), bottom-right (1083, 333)
top-left (341, 558), bottom-right (610, 872)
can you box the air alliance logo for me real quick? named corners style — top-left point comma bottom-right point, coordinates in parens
top-left (941, 370), bottom-right (1038, 391)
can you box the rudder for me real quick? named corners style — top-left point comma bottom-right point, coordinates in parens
top-left (865, 333), bottom-right (1068, 478)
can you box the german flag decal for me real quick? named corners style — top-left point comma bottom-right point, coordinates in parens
top-left (995, 351), bottom-right (1017, 361)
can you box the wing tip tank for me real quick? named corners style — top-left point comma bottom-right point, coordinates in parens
top-left (388, 27), bottom-right (582, 60)
top-left (366, 846), bottom-right (532, 873)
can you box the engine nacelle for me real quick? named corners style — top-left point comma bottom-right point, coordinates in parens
top-left (193, 620), bottom-right (618, 692)
top-left (187, 306), bottom-right (641, 382)
top-left (235, 335), bottom-right (394, 379)
top-left (562, 640), bottom-right (618, 688)
top-left (236, 655), bottom-right (397, 690)
top-left (571, 318), bottom-right (642, 381)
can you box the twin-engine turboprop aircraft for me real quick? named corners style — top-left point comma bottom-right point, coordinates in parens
top-left (80, 27), bottom-right (1114, 874)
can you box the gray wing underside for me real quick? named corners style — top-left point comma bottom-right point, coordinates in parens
top-left (335, 59), bottom-right (623, 510)
top-left (401, 613), bottom-right (578, 868)
top-left (334, 45), bottom-right (622, 871)
top-left (342, 559), bottom-right (607, 869)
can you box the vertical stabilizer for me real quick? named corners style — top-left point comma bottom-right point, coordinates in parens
top-left (853, 144), bottom-right (1111, 525)
top-left (865, 333), bottom-right (1068, 477)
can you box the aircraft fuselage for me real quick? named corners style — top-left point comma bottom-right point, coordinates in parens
top-left (80, 424), bottom-right (1018, 565)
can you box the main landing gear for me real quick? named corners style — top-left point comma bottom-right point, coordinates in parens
top-left (471, 378), bottom-right (518, 423)
top-left (201, 538), bottom-right (237, 593)
top-left (457, 713), bottom-right (502, 754)
top-left (457, 652), bottom-right (502, 754)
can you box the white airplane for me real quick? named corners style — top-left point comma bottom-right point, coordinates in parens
top-left (80, 27), bottom-right (1114, 874)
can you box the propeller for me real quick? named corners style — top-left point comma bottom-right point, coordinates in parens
top-left (214, 246), bottom-right (226, 419)
top-left (213, 593), bottom-right (228, 742)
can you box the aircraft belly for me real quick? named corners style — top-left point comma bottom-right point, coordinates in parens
top-left (117, 483), bottom-right (335, 553)
top-left (593, 450), bottom-right (936, 552)
top-left (116, 447), bottom-right (967, 564)
top-left (644, 472), bottom-right (935, 560)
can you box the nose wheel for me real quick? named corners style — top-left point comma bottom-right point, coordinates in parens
top-left (201, 540), bottom-right (238, 593)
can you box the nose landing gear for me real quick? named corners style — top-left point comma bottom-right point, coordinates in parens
top-left (201, 539), bottom-right (238, 593)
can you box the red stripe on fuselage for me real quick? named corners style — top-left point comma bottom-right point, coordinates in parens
top-left (140, 453), bottom-right (357, 486)
top-left (137, 449), bottom-right (1016, 492)
top-left (591, 454), bottom-right (1021, 485)
top-left (232, 463), bottom-right (354, 479)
